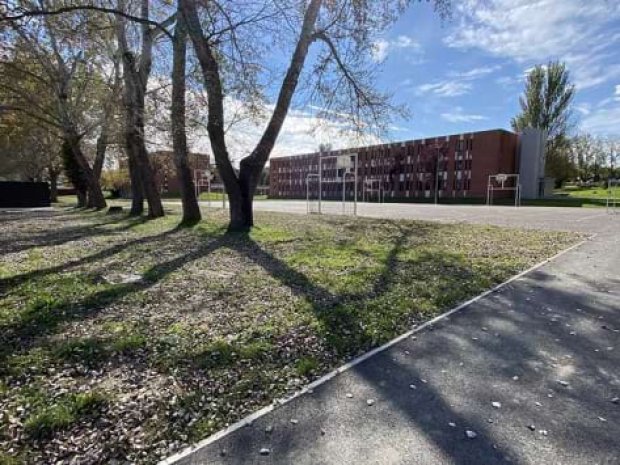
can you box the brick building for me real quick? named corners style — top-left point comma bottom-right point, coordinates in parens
top-left (150, 151), bottom-right (211, 195)
top-left (269, 129), bottom-right (544, 201)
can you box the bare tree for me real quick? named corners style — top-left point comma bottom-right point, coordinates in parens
top-left (179, 0), bottom-right (449, 231)
top-left (3, 1), bottom-right (203, 221)
top-left (603, 136), bottom-right (619, 179)
top-left (3, 0), bottom-right (450, 227)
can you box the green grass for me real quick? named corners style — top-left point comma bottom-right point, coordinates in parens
top-left (0, 454), bottom-right (22, 465)
top-left (0, 207), bottom-right (581, 463)
top-left (295, 356), bottom-right (319, 376)
top-left (197, 192), bottom-right (268, 201)
top-left (554, 185), bottom-right (619, 200)
top-left (22, 390), bottom-right (108, 439)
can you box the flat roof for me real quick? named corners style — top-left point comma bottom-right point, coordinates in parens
top-left (272, 128), bottom-right (516, 162)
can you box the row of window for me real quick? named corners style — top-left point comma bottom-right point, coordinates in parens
top-left (277, 176), bottom-right (473, 193)
top-left (275, 152), bottom-right (473, 174)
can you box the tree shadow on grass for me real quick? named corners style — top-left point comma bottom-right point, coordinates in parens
top-left (0, 225), bottom-right (180, 294)
top-left (0, 228), bottom-right (230, 369)
top-left (190, 234), bottom-right (619, 464)
top-left (205, 227), bottom-right (525, 464)
top-left (0, 210), bottom-right (151, 257)
top-left (3, 213), bottom-right (602, 464)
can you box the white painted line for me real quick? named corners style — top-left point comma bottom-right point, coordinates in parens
top-left (159, 235), bottom-right (592, 465)
top-left (574, 213), bottom-right (608, 222)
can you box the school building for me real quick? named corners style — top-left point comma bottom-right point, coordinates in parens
top-left (268, 128), bottom-right (547, 202)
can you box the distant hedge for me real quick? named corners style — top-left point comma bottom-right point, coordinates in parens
top-left (0, 182), bottom-right (51, 208)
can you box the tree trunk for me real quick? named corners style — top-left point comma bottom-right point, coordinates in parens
top-left (182, 0), bottom-right (321, 231)
top-left (121, 85), bottom-right (163, 218)
top-left (49, 170), bottom-right (58, 202)
top-left (76, 189), bottom-right (87, 208)
top-left (135, 128), bottom-right (164, 218)
top-left (93, 129), bottom-right (107, 182)
top-left (66, 132), bottom-right (107, 209)
top-left (227, 164), bottom-right (259, 231)
top-left (116, 1), bottom-right (164, 219)
top-left (227, 188), bottom-right (254, 231)
top-left (125, 142), bottom-right (144, 215)
top-left (171, 10), bottom-right (201, 225)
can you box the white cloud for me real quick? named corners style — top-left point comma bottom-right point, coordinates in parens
top-left (441, 107), bottom-right (488, 123)
top-left (146, 94), bottom-right (382, 163)
top-left (575, 103), bottom-right (591, 116)
top-left (581, 105), bottom-right (620, 134)
top-left (416, 81), bottom-right (472, 97)
top-left (445, 0), bottom-right (620, 90)
top-left (449, 65), bottom-right (501, 79)
top-left (495, 75), bottom-right (522, 87)
top-left (371, 34), bottom-right (422, 62)
top-left (415, 64), bottom-right (500, 97)
top-left (371, 39), bottom-right (390, 62)
top-left (393, 35), bottom-right (419, 48)
top-left (580, 88), bottom-right (620, 135)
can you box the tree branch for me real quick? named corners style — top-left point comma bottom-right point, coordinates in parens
top-left (1, 5), bottom-right (174, 40)
top-left (313, 30), bottom-right (374, 109)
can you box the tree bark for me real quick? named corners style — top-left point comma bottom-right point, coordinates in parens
top-left (171, 9), bottom-right (201, 225)
top-left (132, 122), bottom-right (163, 218)
top-left (49, 169), bottom-right (58, 202)
top-left (125, 139), bottom-right (144, 215)
top-left (117, 0), bottom-right (164, 218)
top-left (93, 128), bottom-right (107, 182)
top-left (76, 189), bottom-right (87, 208)
top-left (65, 131), bottom-right (107, 209)
top-left (182, 0), bottom-right (322, 231)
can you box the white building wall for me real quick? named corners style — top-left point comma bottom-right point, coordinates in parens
top-left (518, 128), bottom-right (547, 199)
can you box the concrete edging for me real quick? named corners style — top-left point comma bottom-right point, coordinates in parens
top-left (159, 235), bottom-right (592, 465)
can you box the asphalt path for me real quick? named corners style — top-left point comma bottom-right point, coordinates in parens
top-left (161, 202), bottom-right (620, 464)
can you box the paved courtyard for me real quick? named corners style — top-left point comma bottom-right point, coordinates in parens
top-left (247, 200), bottom-right (612, 233)
top-left (167, 203), bottom-right (619, 465)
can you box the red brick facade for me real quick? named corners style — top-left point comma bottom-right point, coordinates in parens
top-left (269, 129), bottom-right (518, 201)
top-left (150, 151), bottom-right (211, 195)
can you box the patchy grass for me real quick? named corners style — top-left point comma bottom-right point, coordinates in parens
top-left (295, 356), bottom-right (320, 377)
top-left (0, 207), bottom-right (580, 464)
top-left (556, 185), bottom-right (620, 199)
top-left (540, 185), bottom-right (620, 207)
top-left (197, 192), bottom-right (268, 202)
top-left (23, 390), bottom-right (108, 439)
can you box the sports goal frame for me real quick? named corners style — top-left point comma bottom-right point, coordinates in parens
top-left (306, 152), bottom-right (358, 216)
top-left (607, 179), bottom-right (619, 214)
top-left (362, 177), bottom-right (384, 203)
top-left (194, 169), bottom-right (213, 204)
top-left (487, 173), bottom-right (521, 207)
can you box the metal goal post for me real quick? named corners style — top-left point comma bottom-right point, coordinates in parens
top-left (487, 173), bottom-right (521, 207)
top-left (306, 173), bottom-right (320, 214)
top-left (194, 169), bottom-right (214, 205)
top-left (306, 152), bottom-right (358, 216)
top-left (362, 177), bottom-right (384, 203)
top-left (607, 179), bottom-right (619, 214)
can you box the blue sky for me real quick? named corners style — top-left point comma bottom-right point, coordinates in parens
top-left (373, 0), bottom-right (620, 142)
top-left (181, 0), bottom-right (620, 159)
